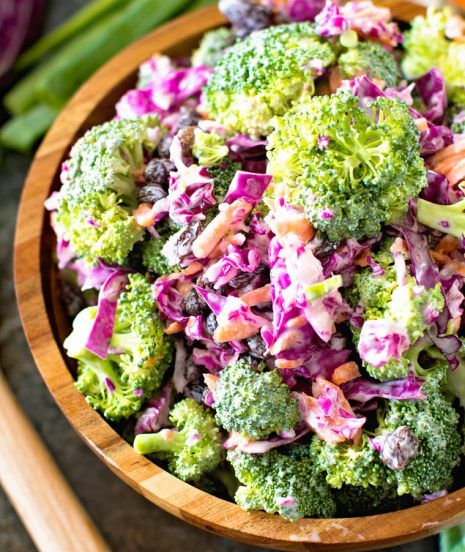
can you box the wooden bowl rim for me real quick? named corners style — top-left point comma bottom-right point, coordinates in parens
top-left (14, 4), bottom-right (465, 550)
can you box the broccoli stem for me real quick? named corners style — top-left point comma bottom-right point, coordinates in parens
top-left (134, 430), bottom-right (185, 455)
top-left (305, 275), bottom-right (343, 302)
top-left (417, 198), bottom-right (465, 239)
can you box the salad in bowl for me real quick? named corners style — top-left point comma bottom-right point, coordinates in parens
top-left (46, 0), bottom-right (465, 521)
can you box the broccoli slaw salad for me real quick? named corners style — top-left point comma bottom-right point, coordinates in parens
top-left (45, 0), bottom-right (465, 521)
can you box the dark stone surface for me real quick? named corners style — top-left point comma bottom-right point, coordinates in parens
top-left (0, 1), bottom-right (437, 551)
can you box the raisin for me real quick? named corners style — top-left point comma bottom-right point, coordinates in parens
top-left (175, 221), bottom-right (202, 260)
top-left (138, 185), bottom-right (166, 204)
top-left (381, 426), bottom-right (419, 470)
top-left (425, 232), bottom-right (442, 250)
top-left (228, 265), bottom-right (266, 291)
top-left (205, 312), bottom-right (218, 336)
top-left (183, 289), bottom-right (208, 316)
top-left (185, 384), bottom-right (206, 404)
top-left (157, 135), bottom-right (173, 158)
top-left (246, 334), bottom-right (268, 359)
top-left (228, 272), bottom-right (256, 290)
top-left (219, 0), bottom-right (273, 37)
top-left (177, 126), bottom-right (196, 158)
top-left (313, 241), bottom-right (338, 260)
top-left (196, 275), bottom-right (215, 291)
top-left (144, 159), bottom-right (175, 186)
top-left (176, 108), bottom-right (201, 130)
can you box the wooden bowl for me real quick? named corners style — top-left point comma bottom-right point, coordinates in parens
top-left (14, 3), bottom-right (465, 550)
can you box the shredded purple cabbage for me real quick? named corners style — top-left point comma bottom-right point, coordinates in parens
top-left (342, 372), bottom-right (426, 403)
top-left (415, 68), bottom-right (448, 125)
top-left (224, 171), bottom-right (272, 205)
top-left (85, 271), bottom-right (129, 359)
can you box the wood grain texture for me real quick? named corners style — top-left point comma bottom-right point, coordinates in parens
top-left (14, 4), bottom-right (465, 551)
top-left (0, 372), bottom-right (110, 552)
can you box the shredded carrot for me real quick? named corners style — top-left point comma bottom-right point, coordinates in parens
top-left (430, 137), bottom-right (465, 166)
top-left (444, 261), bottom-right (465, 277)
top-left (430, 250), bottom-right (452, 265)
top-left (435, 235), bottom-right (459, 256)
top-left (181, 261), bottom-right (204, 276)
top-left (433, 154), bottom-right (464, 176)
top-left (272, 209), bottom-right (315, 244)
top-left (415, 118), bottom-right (429, 133)
top-left (213, 322), bottom-right (261, 343)
top-left (134, 203), bottom-right (155, 227)
top-left (192, 198), bottom-right (253, 259)
top-left (164, 322), bottom-right (183, 334)
top-left (445, 157), bottom-right (465, 186)
top-left (331, 362), bottom-right (361, 386)
top-left (270, 327), bottom-right (306, 355)
top-left (287, 315), bottom-right (308, 328)
top-left (203, 374), bottom-right (219, 393)
top-left (240, 284), bottom-right (272, 306)
top-left (275, 358), bottom-right (303, 370)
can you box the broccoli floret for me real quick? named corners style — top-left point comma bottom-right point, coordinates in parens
top-left (134, 398), bottom-right (223, 482)
top-left (203, 23), bottom-right (336, 138)
top-left (56, 118), bottom-right (161, 265)
top-left (417, 198), bottom-right (465, 240)
top-left (355, 266), bottom-right (398, 321)
top-left (310, 434), bottom-right (392, 489)
top-left (378, 363), bottom-right (462, 497)
top-left (207, 159), bottom-right (241, 201)
top-left (213, 358), bottom-right (299, 440)
top-left (142, 220), bottom-right (181, 275)
top-left (402, 7), bottom-right (450, 80)
top-left (338, 41), bottom-right (399, 88)
top-left (142, 238), bottom-right (174, 275)
top-left (335, 484), bottom-right (412, 517)
top-left (191, 27), bottom-right (236, 67)
top-left (449, 105), bottom-right (465, 135)
top-left (228, 446), bottom-right (337, 520)
top-left (64, 274), bottom-right (173, 421)
top-left (389, 281), bottom-right (444, 343)
top-left (311, 365), bottom-right (462, 500)
top-left (72, 336), bottom-right (145, 421)
top-left (192, 129), bottom-right (229, 167)
top-left (352, 246), bottom-right (445, 380)
top-left (402, 7), bottom-right (465, 104)
top-left (267, 91), bottom-right (426, 242)
top-left (441, 42), bottom-right (465, 105)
